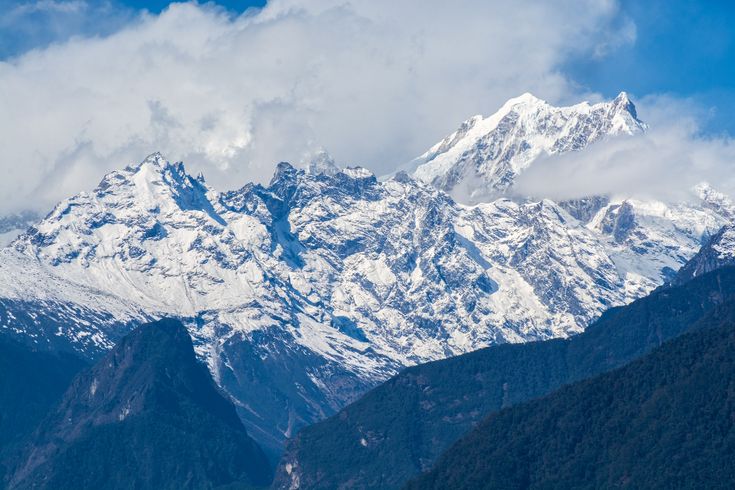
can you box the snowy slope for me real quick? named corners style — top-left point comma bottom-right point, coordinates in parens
top-left (0, 94), bottom-right (730, 454)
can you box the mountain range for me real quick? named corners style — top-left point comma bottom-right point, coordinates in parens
top-left (0, 92), bottom-right (731, 458)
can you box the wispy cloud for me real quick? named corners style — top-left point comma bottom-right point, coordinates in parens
top-left (8, 0), bottom-right (89, 13)
top-left (9, 0), bottom-right (87, 15)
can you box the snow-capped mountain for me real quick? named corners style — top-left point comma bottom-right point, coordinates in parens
top-left (409, 92), bottom-right (644, 202)
top-left (0, 94), bottom-right (730, 455)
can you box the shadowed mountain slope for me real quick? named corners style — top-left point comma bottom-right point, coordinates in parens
top-left (0, 335), bottom-right (86, 482)
top-left (408, 300), bottom-right (735, 489)
top-left (8, 318), bottom-right (272, 490)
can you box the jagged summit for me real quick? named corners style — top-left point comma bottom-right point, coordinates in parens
top-left (127, 151), bottom-right (167, 168)
top-left (99, 151), bottom-right (201, 200)
top-left (476, 91), bottom-right (638, 124)
top-left (410, 91), bottom-right (645, 201)
top-left (121, 151), bottom-right (187, 179)
top-left (270, 160), bottom-right (299, 184)
top-left (612, 90), bottom-right (635, 113)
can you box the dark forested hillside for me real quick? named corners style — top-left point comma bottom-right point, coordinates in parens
top-left (274, 267), bottom-right (735, 489)
top-left (409, 300), bottom-right (735, 489)
top-left (0, 336), bottom-right (86, 482)
top-left (7, 319), bottom-right (273, 490)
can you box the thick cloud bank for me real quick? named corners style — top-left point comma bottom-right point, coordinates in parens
top-left (0, 0), bottom-right (632, 213)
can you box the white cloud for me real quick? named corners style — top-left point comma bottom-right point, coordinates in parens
top-left (1, 0), bottom-right (634, 213)
top-left (513, 95), bottom-right (735, 202)
top-left (13, 0), bottom-right (85, 14)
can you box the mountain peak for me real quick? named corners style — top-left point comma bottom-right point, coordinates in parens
top-left (13, 150), bottom-right (225, 267)
top-left (410, 91), bottom-right (646, 200)
top-left (614, 90), bottom-right (631, 104)
top-left (111, 153), bottom-right (203, 194)
top-left (270, 161), bottom-right (299, 186)
top-left (669, 224), bottom-right (735, 286)
top-left (125, 317), bottom-right (194, 361)
top-left (121, 153), bottom-right (192, 184)
top-left (126, 151), bottom-right (168, 171)
top-left (304, 148), bottom-right (340, 176)
top-left (611, 90), bottom-right (640, 121)
top-left (502, 92), bottom-right (547, 109)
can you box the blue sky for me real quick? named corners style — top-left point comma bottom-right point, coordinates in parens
top-left (566, 0), bottom-right (735, 136)
top-left (0, 1), bottom-right (265, 58)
